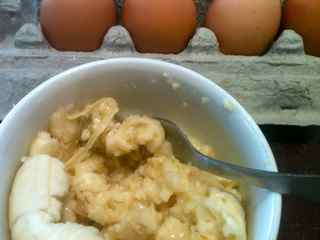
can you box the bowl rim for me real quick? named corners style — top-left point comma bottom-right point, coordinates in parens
top-left (0, 57), bottom-right (281, 239)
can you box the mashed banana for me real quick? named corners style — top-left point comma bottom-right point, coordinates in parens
top-left (29, 97), bottom-right (246, 240)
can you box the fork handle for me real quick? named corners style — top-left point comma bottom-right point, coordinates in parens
top-left (196, 152), bottom-right (320, 202)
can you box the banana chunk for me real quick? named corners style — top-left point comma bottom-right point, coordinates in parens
top-left (12, 211), bottom-right (103, 240)
top-left (9, 155), bottom-right (68, 227)
top-left (205, 188), bottom-right (247, 240)
top-left (9, 154), bottom-right (104, 240)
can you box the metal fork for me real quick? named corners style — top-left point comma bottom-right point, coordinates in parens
top-left (157, 118), bottom-right (320, 202)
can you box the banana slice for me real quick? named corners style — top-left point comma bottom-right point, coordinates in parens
top-left (205, 188), bottom-right (247, 240)
top-left (12, 211), bottom-right (102, 240)
top-left (9, 155), bottom-right (68, 227)
top-left (9, 154), bottom-right (104, 240)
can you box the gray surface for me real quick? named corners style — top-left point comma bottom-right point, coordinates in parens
top-left (1, 38), bottom-right (320, 125)
top-left (0, 0), bottom-right (21, 13)
top-left (103, 26), bottom-right (135, 52)
top-left (187, 28), bottom-right (219, 53)
top-left (269, 30), bottom-right (305, 55)
top-left (14, 23), bottom-right (45, 49)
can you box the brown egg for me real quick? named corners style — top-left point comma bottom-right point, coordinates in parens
top-left (40, 0), bottom-right (117, 51)
top-left (205, 0), bottom-right (281, 56)
top-left (123, 0), bottom-right (197, 54)
top-left (282, 0), bottom-right (320, 57)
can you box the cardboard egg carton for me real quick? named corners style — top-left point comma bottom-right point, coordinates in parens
top-left (10, 23), bottom-right (307, 56)
top-left (0, 0), bottom-right (320, 126)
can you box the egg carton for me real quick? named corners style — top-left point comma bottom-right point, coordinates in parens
top-left (0, 0), bottom-right (320, 126)
top-left (11, 22), bottom-right (307, 55)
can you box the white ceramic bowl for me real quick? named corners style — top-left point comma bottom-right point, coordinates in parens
top-left (0, 58), bottom-right (281, 240)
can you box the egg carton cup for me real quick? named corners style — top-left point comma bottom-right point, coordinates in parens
top-left (0, 20), bottom-right (320, 126)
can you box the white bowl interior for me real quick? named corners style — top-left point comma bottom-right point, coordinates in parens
top-left (0, 58), bottom-right (281, 240)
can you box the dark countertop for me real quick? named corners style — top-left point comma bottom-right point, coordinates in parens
top-left (262, 125), bottom-right (320, 240)
top-left (271, 143), bottom-right (320, 240)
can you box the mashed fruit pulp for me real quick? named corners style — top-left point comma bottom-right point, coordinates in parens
top-left (29, 97), bottom-right (246, 240)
